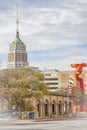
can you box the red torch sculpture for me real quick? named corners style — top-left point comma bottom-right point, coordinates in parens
top-left (71, 63), bottom-right (87, 92)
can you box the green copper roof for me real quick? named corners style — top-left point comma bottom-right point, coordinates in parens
top-left (13, 32), bottom-right (24, 44)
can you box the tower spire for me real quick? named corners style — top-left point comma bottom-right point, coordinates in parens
top-left (16, 0), bottom-right (19, 37)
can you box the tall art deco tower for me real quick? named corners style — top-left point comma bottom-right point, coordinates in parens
top-left (7, 1), bottom-right (29, 68)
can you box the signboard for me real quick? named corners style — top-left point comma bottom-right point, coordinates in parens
top-left (80, 104), bottom-right (86, 112)
top-left (68, 85), bottom-right (72, 94)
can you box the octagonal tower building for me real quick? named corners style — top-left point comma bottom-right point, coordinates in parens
top-left (7, 1), bottom-right (29, 69)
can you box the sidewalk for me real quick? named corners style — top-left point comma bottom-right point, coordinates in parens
top-left (0, 116), bottom-right (77, 124)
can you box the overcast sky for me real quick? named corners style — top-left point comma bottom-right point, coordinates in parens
top-left (0, 0), bottom-right (87, 71)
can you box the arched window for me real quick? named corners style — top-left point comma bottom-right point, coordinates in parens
top-left (44, 100), bottom-right (49, 116)
top-left (69, 101), bottom-right (72, 113)
top-left (36, 100), bottom-right (41, 117)
top-left (52, 100), bottom-right (56, 114)
top-left (58, 100), bottom-right (62, 115)
top-left (64, 101), bottom-right (67, 114)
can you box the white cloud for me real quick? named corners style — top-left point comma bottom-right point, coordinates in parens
top-left (0, 0), bottom-right (87, 70)
top-left (0, 60), bottom-right (7, 70)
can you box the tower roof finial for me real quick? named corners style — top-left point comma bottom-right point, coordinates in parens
top-left (16, 0), bottom-right (19, 37)
top-left (13, 0), bottom-right (23, 45)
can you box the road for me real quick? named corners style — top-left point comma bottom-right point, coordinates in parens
top-left (0, 117), bottom-right (87, 130)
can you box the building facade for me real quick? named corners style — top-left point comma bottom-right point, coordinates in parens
top-left (44, 69), bottom-right (59, 92)
top-left (34, 93), bottom-right (73, 119)
top-left (58, 71), bottom-right (74, 90)
top-left (58, 71), bottom-right (87, 94)
top-left (43, 69), bottom-right (87, 95)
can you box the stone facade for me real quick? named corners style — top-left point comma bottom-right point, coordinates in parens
top-left (58, 71), bottom-right (74, 90)
top-left (34, 93), bottom-right (73, 119)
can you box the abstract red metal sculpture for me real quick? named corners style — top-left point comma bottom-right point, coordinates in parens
top-left (71, 63), bottom-right (87, 92)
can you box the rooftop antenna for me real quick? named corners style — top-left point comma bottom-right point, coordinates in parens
top-left (16, 0), bottom-right (19, 37)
